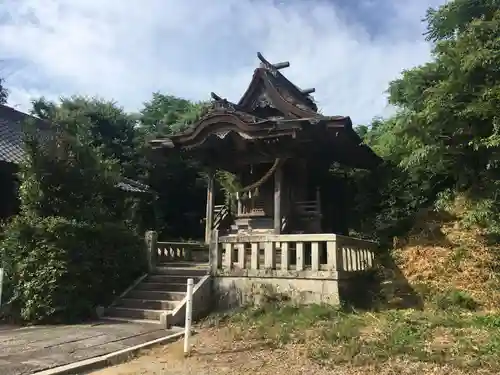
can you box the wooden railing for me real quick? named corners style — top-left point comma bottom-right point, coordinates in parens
top-left (156, 241), bottom-right (208, 263)
top-left (209, 233), bottom-right (376, 274)
top-left (295, 200), bottom-right (321, 217)
top-left (213, 204), bottom-right (230, 230)
top-left (281, 215), bottom-right (288, 232)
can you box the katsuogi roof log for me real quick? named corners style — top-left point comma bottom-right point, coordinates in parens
top-left (238, 52), bottom-right (318, 115)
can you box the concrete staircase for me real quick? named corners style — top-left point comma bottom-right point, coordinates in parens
top-left (104, 261), bottom-right (210, 326)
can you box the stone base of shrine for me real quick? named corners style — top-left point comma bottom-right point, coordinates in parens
top-left (212, 269), bottom-right (376, 309)
top-left (209, 233), bottom-right (379, 309)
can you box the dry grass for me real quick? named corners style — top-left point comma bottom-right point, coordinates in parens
top-left (391, 205), bottom-right (500, 311)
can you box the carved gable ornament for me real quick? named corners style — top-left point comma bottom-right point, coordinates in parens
top-left (215, 129), bottom-right (252, 140)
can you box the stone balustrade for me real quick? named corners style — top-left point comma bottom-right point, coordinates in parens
top-left (209, 232), bottom-right (377, 276)
top-left (143, 231), bottom-right (378, 307)
top-left (156, 241), bottom-right (207, 263)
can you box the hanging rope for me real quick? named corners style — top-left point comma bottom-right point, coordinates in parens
top-left (236, 158), bottom-right (281, 194)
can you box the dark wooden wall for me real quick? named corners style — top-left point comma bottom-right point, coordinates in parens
top-left (0, 161), bottom-right (20, 220)
top-left (320, 173), bottom-right (349, 235)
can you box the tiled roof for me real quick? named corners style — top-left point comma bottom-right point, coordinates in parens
top-left (117, 178), bottom-right (152, 193)
top-left (0, 104), bottom-right (151, 194)
top-left (0, 104), bottom-right (51, 164)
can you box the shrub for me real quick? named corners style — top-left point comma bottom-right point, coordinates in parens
top-left (19, 122), bottom-right (122, 223)
top-left (0, 215), bottom-right (146, 323)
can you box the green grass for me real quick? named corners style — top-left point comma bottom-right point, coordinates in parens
top-left (206, 303), bottom-right (500, 372)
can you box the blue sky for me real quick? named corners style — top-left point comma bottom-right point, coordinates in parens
top-left (0, 0), bottom-right (447, 125)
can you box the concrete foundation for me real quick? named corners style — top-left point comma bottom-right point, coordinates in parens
top-left (211, 269), bottom-right (377, 310)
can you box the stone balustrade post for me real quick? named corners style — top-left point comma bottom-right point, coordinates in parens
top-left (250, 243), bottom-right (259, 270)
top-left (184, 245), bottom-right (193, 261)
top-left (296, 242), bottom-right (305, 271)
top-left (264, 242), bottom-right (276, 269)
top-left (236, 244), bottom-right (246, 269)
top-left (311, 242), bottom-right (320, 271)
top-left (145, 230), bottom-right (158, 272)
top-left (224, 243), bottom-right (233, 269)
top-left (326, 240), bottom-right (337, 271)
top-left (209, 230), bottom-right (221, 274)
top-left (281, 242), bottom-right (289, 271)
top-left (343, 247), bottom-right (349, 271)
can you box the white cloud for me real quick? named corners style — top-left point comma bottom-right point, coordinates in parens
top-left (0, 0), bottom-right (446, 125)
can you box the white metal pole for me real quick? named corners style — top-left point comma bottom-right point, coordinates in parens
top-left (0, 268), bottom-right (4, 307)
top-left (184, 278), bottom-right (194, 356)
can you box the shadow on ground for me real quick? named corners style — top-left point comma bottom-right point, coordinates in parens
top-left (338, 248), bottom-right (424, 311)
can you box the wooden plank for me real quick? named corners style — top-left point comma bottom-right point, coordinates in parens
top-left (205, 172), bottom-right (215, 244)
top-left (274, 164), bottom-right (283, 234)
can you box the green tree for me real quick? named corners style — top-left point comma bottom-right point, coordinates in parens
top-left (138, 93), bottom-right (209, 239)
top-left (139, 93), bottom-right (207, 136)
top-left (29, 96), bottom-right (159, 233)
top-left (348, 0), bottom-right (500, 239)
top-left (19, 118), bottom-right (122, 222)
top-left (31, 97), bottom-right (141, 179)
top-left (0, 77), bottom-right (8, 104)
top-left (0, 112), bottom-right (146, 323)
top-left (386, 0), bottom-right (500, 232)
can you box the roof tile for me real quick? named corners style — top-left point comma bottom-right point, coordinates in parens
top-left (0, 104), bottom-right (151, 194)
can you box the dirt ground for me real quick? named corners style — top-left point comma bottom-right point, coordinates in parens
top-left (92, 327), bottom-right (477, 375)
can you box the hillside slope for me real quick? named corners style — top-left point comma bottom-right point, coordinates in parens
top-left (389, 204), bottom-right (500, 311)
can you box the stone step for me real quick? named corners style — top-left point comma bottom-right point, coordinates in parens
top-left (146, 275), bottom-right (202, 284)
top-left (153, 267), bottom-right (208, 277)
top-left (127, 290), bottom-right (186, 301)
top-left (106, 307), bottom-right (168, 321)
top-left (231, 224), bottom-right (249, 230)
top-left (136, 282), bottom-right (189, 292)
top-left (157, 262), bottom-right (209, 268)
top-left (116, 298), bottom-right (179, 310)
top-left (101, 316), bottom-right (162, 325)
top-left (157, 256), bottom-right (209, 263)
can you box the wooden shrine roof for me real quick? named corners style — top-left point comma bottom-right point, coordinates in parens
top-left (237, 52), bottom-right (318, 116)
top-left (150, 53), bottom-right (382, 170)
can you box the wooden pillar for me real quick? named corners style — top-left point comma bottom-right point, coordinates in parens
top-left (274, 163), bottom-right (283, 234)
top-left (205, 171), bottom-right (215, 244)
top-left (236, 192), bottom-right (242, 216)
